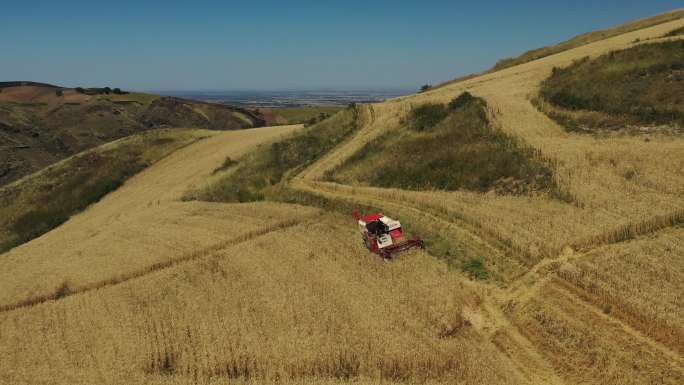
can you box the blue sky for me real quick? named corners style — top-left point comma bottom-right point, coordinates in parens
top-left (1, 1), bottom-right (681, 91)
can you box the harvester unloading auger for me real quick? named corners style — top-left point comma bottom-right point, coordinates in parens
top-left (352, 210), bottom-right (424, 259)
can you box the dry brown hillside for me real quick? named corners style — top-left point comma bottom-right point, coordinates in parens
top-left (1, 11), bottom-right (684, 385)
top-left (0, 82), bottom-right (265, 186)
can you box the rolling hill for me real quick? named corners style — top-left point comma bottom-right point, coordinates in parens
top-left (1, 9), bottom-right (684, 385)
top-left (0, 128), bottom-right (212, 254)
top-left (0, 82), bottom-right (265, 186)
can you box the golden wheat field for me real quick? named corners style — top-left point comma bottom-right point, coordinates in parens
top-left (2, 10), bottom-right (684, 385)
top-left (298, 17), bottom-right (684, 261)
top-left (0, 215), bottom-right (531, 385)
top-left (288, 14), bottom-right (684, 384)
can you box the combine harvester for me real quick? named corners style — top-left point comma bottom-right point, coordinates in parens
top-left (352, 210), bottom-right (424, 260)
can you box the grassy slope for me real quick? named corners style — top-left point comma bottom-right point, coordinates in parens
top-left (491, 8), bottom-right (684, 72)
top-left (275, 106), bottom-right (344, 124)
top-left (537, 41), bottom-right (684, 132)
top-left (328, 94), bottom-right (553, 195)
top-left (0, 129), bottom-right (208, 253)
top-left (0, 126), bottom-right (305, 311)
top-left (189, 106), bottom-right (360, 202)
top-left (433, 9), bottom-right (684, 91)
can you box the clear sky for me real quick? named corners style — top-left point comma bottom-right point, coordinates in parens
top-left (1, 0), bottom-right (681, 91)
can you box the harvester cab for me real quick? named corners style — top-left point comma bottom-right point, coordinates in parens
top-left (352, 210), bottom-right (424, 260)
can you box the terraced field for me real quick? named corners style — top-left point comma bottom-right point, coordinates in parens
top-left (1, 11), bottom-right (684, 385)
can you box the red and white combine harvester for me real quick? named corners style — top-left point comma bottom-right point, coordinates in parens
top-left (352, 210), bottom-right (424, 259)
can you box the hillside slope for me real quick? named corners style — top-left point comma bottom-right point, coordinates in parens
top-left (0, 129), bottom-right (211, 254)
top-left (491, 7), bottom-right (684, 71)
top-left (285, 14), bottom-right (684, 385)
top-left (1, 10), bottom-right (684, 385)
top-left (435, 7), bottom-right (684, 89)
top-left (537, 40), bottom-right (684, 132)
top-left (0, 124), bottom-right (529, 385)
top-left (0, 83), bottom-right (265, 186)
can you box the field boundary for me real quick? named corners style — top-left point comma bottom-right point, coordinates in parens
top-left (0, 214), bottom-right (317, 314)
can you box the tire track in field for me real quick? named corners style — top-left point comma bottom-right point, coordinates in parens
top-left (465, 293), bottom-right (568, 385)
top-left (291, 178), bottom-right (567, 385)
top-left (551, 278), bottom-right (684, 367)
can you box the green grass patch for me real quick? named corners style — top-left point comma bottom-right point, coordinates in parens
top-left (99, 92), bottom-right (160, 106)
top-left (462, 258), bottom-right (489, 280)
top-left (273, 106), bottom-right (344, 125)
top-left (191, 107), bottom-right (360, 202)
top-left (406, 103), bottom-right (449, 131)
top-left (539, 41), bottom-right (684, 132)
top-left (327, 94), bottom-right (554, 195)
top-left (0, 129), bottom-right (206, 254)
